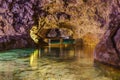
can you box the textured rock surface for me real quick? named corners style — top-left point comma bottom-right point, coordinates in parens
top-left (0, 0), bottom-right (36, 50)
top-left (0, 0), bottom-right (106, 50)
top-left (94, 0), bottom-right (120, 67)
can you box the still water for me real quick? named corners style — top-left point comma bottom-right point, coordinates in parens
top-left (0, 46), bottom-right (120, 80)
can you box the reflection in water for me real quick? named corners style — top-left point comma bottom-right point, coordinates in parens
top-left (41, 46), bottom-right (76, 60)
top-left (94, 61), bottom-right (120, 80)
top-left (30, 49), bottom-right (40, 69)
top-left (0, 46), bottom-right (120, 80)
top-left (30, 46), bottom-right (76, 70)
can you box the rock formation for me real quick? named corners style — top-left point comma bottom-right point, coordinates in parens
top-left (0, 0), bottom-right (36, 50)
top-left (94, 0), bottom-right (120, 67)
top-left (0, 0), bottom-right (105, 50)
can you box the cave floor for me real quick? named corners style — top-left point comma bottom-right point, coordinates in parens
top-left (0, 46), bottom-right (120, 80)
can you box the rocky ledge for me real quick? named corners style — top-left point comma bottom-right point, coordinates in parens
top-left (0, 35), bottom-right (35, 50)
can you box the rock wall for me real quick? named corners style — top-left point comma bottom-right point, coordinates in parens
top-left (94, 0), bottom-right (120, 67)
top-left (0, 0), bottom-right (105, 50)
top-left (0, 0), bottom-right (37, 50)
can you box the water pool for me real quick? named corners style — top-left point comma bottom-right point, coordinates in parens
top-left (0, 46), bottom-right (120, 80)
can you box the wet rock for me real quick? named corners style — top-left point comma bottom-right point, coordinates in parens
top-left (0, 35), bottom-right (36, 50)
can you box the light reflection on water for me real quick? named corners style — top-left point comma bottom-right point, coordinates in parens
top-left (0, 46), bottom-right (120, 80)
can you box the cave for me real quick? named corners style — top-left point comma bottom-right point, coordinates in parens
top-left (0, 0), bottom-right (120, 80)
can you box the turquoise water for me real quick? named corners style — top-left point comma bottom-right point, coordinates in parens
top-left (0, 46), bottom-right (120, 80)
